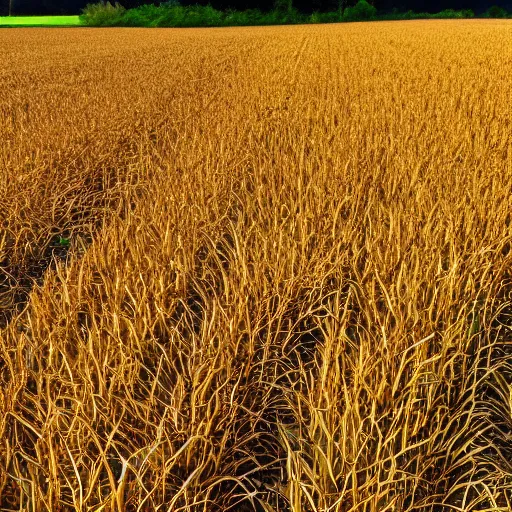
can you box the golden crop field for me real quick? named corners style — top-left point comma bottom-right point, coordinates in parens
top-left (0, 20), bottom-right (511, 511)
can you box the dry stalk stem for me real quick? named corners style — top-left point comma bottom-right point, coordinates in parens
top-left (0, 20), bottom-right (511, 512)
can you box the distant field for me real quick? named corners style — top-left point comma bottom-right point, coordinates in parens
top-left (0, 15), bottom-right (81, 26)
top-left (0, 21), bottom-right (511, 512)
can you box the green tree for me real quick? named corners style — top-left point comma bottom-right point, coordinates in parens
top-left (338, 0), bottom-right (348, 19)
top-left (274, 0), bottom-right (292, 14)
top-left (485, 5), bottom-right (508, 17)
top-left (343, 0), bottom-right (376, 21)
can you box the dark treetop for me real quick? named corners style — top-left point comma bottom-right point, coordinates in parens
top-left (1, 0), bottom-right (511, 19)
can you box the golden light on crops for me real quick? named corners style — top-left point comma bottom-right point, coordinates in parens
top-left (0, 20), bottom-right (511, 511)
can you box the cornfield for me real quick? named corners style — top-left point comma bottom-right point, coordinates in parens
top-left (0, 20), bottom-right (511, 511)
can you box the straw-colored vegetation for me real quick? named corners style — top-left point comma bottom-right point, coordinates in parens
top-left (0, 21), bottom-right (511, 511)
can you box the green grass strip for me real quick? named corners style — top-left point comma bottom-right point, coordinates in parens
top-left (0, 16), bottom-right (82, 26)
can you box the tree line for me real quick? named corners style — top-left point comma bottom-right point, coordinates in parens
top-left (1, 0), bottom-right (511, 18)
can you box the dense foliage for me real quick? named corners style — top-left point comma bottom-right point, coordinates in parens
top-left (485, 3), bottom-right (509, 14)
top-left (3, 0), bottom-right (512, 17)
top-left (78, 0), bottom-right (510, 26)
